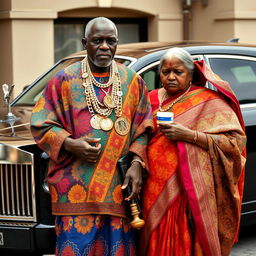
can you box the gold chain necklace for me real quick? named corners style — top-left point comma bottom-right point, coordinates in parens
top-left (159, 85), bottom-right (191, 112)
top-left (81, 57), bottom-right (124, 131)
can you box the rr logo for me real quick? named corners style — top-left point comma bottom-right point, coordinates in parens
top-left (0, 232), bottom-right (3, 245)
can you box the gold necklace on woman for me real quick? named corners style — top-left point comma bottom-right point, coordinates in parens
top-left (81, 57), bottom-right (130, 135)
top-left (159, 85), bottom-right (191, 112)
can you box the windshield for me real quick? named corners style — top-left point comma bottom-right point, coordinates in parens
top-left (14, 57), bottom-right (84, 106)
top-left (13, 56), bottom-right (132, 106)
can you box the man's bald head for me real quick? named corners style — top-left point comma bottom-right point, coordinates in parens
top-left (84, 17), bottom-right (118, 39)
top-left (82, 17), bottom-right (118, 72)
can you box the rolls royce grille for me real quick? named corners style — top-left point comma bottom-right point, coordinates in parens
top-left (0, 144), bottom-right (36, 222)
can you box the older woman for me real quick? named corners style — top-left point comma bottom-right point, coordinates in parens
top-left (140, 48), bottom-right (246, 256)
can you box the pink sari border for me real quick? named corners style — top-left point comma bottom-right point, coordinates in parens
top-left (178, 141), bottom-right (213, 255)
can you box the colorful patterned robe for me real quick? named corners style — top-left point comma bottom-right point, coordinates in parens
top-left (31, 61), bottom-right (153, 218)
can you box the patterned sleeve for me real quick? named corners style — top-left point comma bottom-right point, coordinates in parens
top-left (30, 71), bottom-right (71, 163)
top-left (129, 74), bottom-right (154, 169)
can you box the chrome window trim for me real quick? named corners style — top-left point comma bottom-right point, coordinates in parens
top-left (136, 55), bottom-right (204, 75)
top-left (241, 210), bottom-right (256, 216)
top-left (242, 200), bottom-right (256, 206)
top-left (63, 54), bottom-right (138, 67)
top-left (115, 55), bottom-right (138, 67)
top-left (137, 61), bottom-right (160, 75)
top-left (206, 54), bottom-right (256, 62)
top-left (240, 103), bottom-right (256, 109)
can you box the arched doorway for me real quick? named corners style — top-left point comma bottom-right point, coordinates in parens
top-left (54, 7), bottom-right (149, 61)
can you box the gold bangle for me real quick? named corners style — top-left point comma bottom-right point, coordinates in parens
top-left (131, 159), bottom-right (146, 169)
top-left (193, 131), bottom-right (198, 144)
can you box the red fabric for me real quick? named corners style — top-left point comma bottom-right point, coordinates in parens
top-left (146, 193), bottom-right (204, 256)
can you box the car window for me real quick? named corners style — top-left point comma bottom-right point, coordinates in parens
top-left (14, 56), bottom-right (132, 106)
top-left (141, 66), bottom-right (161, 91)
top-left (139, 56), bottom-right (202, 92)
top-left (208, 57), bottom-right (256, 104)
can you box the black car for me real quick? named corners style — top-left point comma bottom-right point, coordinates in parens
top-left (0, 41), bottom-right (255, 255)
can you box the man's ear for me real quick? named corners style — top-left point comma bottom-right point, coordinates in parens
top-left (81, 38), bottom-right (87, 49)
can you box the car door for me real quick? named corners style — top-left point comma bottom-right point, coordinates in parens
top-left (206, 54), bottom-right (256, 226)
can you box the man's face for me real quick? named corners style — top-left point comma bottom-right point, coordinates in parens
top-left (82, 21), bottom-right (118, 72)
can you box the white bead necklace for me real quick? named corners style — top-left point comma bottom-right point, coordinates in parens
top-left (81, 57), bottom-right (123, 117)
top-left (86, 60), bottom-right (114, 88)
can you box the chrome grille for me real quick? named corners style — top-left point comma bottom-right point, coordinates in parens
top-left (0, 143), bottom-right (36, 221)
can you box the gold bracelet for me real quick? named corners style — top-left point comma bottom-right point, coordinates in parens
top-left (193, 131), bottom-right (198, 144)
top-left (131, 159), bottom-right (146, 169)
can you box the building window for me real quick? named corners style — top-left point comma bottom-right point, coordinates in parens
top-left (54, 18), bottom-right (147, 61)
top-left (54, 23), bottom-right (84, 62)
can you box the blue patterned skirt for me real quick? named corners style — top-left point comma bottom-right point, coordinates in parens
top-left (55, 215), bottom-right (137, 256)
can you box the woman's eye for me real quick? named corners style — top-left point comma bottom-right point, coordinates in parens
top-left (162, 70), bottom-right (169, 75)
top-left (175, 70), bottom-right (182, 75)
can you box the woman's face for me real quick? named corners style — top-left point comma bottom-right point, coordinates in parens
top-left (160, 56), bottom-right (192, 95)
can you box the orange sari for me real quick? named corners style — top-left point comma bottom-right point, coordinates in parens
top-left (140, 61), bottom-right (246, 256)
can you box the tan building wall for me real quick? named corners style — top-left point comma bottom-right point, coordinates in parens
top-left (0, 0), bottom-right (256, 106)
top-left (191, 0), bottom-right (256, 43)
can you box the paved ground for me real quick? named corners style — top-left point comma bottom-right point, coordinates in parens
top-left (231, 225), bottom-right (256, 256)
top-left (2, 225), bottom-right (256, 255)
top-left (42, 225), bottom-right (256, 255)
top-left (43, 225), bottom-right (256, 256)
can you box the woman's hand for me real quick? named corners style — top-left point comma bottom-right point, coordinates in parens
top-left (63, 136), bottom-right (101, 162)
top-left (159, 122), bottom-right (193, 142)
top-left (159, 122), bottom-right (209, 149)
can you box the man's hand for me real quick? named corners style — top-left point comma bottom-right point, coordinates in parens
top-left (63, 136), bottom-right (101, 162)
top-left (121, 158), bottom-right (143, 201)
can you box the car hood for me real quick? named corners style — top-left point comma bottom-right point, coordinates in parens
top-left (0, 105), bottom-right (35, 147)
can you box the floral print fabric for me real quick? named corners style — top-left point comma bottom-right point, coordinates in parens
top-left (55, 215), bottom-right (136, 256)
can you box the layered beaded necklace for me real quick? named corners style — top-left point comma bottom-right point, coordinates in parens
top-left (159, 85), bottom-right (191, 112)
top-left (81, 57), bottom-right (130, 135)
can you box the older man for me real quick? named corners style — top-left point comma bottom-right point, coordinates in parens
top-left (31, 17), bottom-right (152, 255)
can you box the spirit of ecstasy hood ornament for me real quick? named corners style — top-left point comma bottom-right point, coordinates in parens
top-left (0, 84), bottom-right (21, 136)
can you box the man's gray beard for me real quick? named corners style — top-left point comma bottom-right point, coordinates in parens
top-left (96, 60), bottom-right (112, 68)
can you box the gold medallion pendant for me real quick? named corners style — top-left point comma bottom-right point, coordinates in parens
top-left (100, 117), bottom-right (113, 131)
top-left (103, 95), bottom-right (116, 109)
top-left (114, 117), bottom-right (130, 136)
top-left (90, 115), bottom-right (102, 130)
top-left (82, 72), bottom-right (88, 79)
